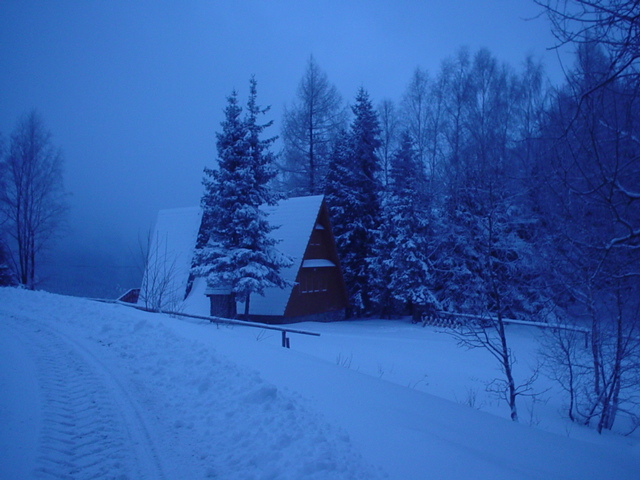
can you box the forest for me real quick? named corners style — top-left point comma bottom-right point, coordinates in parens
top-left (193, 2), bottom-right (639, 432)
top-left (275, 43), bottom-right (640, 430)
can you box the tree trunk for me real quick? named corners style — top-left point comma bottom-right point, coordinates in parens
top-left (309, 106), bottom-right (315, 194)
top-left (588, 288), bottom-right (602, 414)
top-left (244, 293), bottom-right (251, 320)
top-left (566, 342), bottom-right (577, 422)
top-left (497, 310), bottom-right (519, 422)
top-left (602, 291), bottom-right (625, 431)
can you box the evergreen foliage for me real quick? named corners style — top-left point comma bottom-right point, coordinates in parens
top-left (424, 49), bottom-right (549, 319)
top-left (317, 52), bottom-right (551, 322)
top-left (0, 241), bottom-right (16, 286)
top-left (325, 131), bottom-right (359, 311)
top-left (286, 37), bottom-right (640, 430)
top-left (326, 89), bottom-right (383, 315)
top-left (370, 132), bottom-right (434, 315)
top-left (193, 78), bottom-right (290, 318)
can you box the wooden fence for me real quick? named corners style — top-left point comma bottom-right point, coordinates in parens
top-left (419, 310), bottom-right (590, 347)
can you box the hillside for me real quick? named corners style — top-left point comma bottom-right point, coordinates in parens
top-left (0, 288), bottom-right (638, 479)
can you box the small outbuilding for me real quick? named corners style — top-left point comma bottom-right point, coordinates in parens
top-left (140, 195), bottom-right (348, 324)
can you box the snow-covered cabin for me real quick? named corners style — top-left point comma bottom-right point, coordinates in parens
top-left (139, 195), bottom-right (348, 324)
top-left (138, 206), bottom-right (203, 313)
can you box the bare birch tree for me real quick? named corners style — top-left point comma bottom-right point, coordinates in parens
top-left (537, 0), bottom-right (640, 86)
top-left (138, 230), bottom-right (183, 312)
top-left (401, 67), bottom-right (431, 177)
top-left (0, 134), bottom-right (16, 286)
top-left (0, 111), bottom-right (68, 289)
top-left (538, 44), bottom-right (640, 433)
top-left (440, 48), bottom-right (473, 206)
top-left (440, 50), bottom-right (548, 421)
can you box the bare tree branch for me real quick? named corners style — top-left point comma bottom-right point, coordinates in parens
top-left (0, 111), bottom-right (68, 289)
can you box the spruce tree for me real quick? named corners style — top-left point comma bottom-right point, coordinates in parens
top-left (325, 130), bottom-right (359, 313)
top-left (326, 88), bottom-right (383, 315)
top-left (371, 132), bottom-right (434, 315)
top-left (194, 79), bottom-right (290, 319)
top-left (325, 131), bottom-right (355, 233)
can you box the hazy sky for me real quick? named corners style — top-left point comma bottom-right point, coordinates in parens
top-left (0, 1), bottom-right (567, 291)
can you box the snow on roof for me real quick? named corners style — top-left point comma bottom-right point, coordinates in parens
top-left (138, 206), bottom-right (202, 311)
top-left (243, 194), bottom-right (324, 317)
top-left (182, 275), bottom-right (211, 314)
top-left (143, 196), bottom-right (325, 317)
top-left (302, 259), bottom-right (336, 268)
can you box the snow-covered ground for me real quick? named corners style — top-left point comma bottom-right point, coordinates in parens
top-left (1, 288), bottom-right (638, 479)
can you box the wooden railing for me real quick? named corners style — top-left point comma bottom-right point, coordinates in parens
top-left (93, 298), bottom-right (320, 348)
top-left (157, 309), bottom-right (321, 348)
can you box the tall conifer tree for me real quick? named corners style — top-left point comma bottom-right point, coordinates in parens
top-left (371, 132), bottom-right (434, 315)
top-left (281, 56), bottom-right (346, 195)
top-left (194, 79), bottom-right (290, 319)
top-left (326, 88), bottom-right (382, 315)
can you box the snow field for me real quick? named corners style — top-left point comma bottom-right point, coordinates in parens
top-left (169, 317), bottom-right (640, 480)
top-left (1, 287), bottom-right (639, 479)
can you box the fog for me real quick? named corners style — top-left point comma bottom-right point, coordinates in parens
top-left (0, 1), bottom-right (564, 298)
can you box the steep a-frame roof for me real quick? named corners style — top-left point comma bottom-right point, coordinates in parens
top-left (138, 206), bottom-right (201, 311)
top-left (246, 194), bottom-right (324, 317)
top-left (140, 195), bottom-right (326, 317)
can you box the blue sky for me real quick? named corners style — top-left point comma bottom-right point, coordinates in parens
top-left (0, 1), bottom-right (567, 286)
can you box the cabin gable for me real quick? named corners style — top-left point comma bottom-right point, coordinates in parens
top-left (283, 200), bottom-right (348, 320)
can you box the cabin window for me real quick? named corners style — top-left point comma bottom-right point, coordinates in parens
top-left (299, 268), bottom-right (329, 294)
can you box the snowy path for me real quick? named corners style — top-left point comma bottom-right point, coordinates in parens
top-left (0, 319), bottom-right (40, 479)
top-left (0, 289), bottom-right (380, 479)
top-left (3, 312), bottom-right (167, 480)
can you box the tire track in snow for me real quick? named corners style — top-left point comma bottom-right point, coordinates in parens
top-left (6, 315), bottom-right (167, 480)
top-left (2, 292), bottom-right (385, 479)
